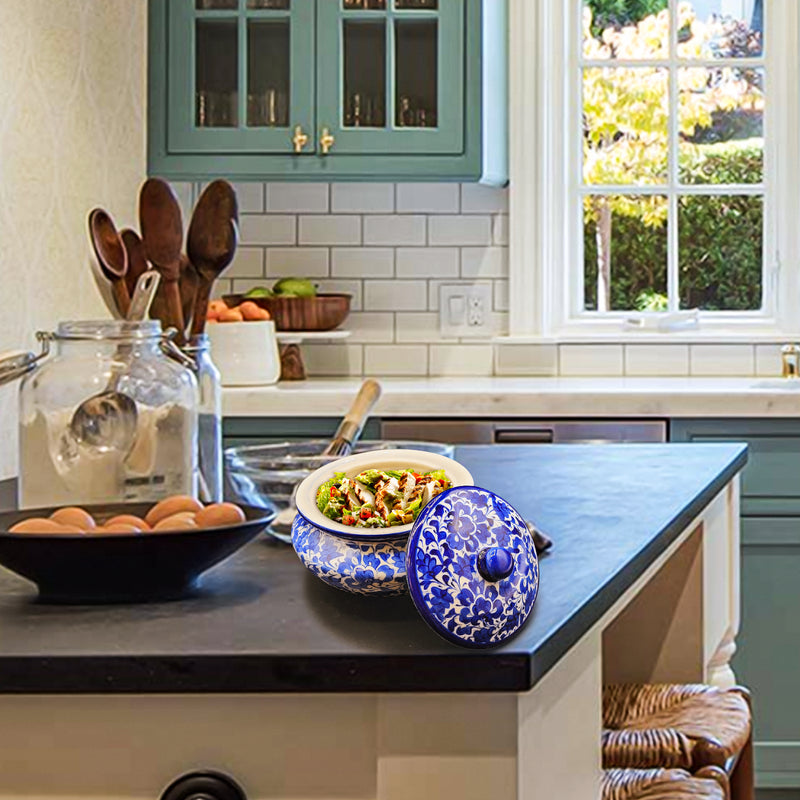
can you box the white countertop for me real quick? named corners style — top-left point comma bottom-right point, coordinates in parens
top-left (222, 376), bottom-right (800, 418)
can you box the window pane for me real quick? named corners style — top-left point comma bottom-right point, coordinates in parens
top-left (247, 0), bottom-right (290, 8)
top-left (583, 68), bottom-right (668, 185)
top-left (247, 20), bottom-right (290, 127)
top-left (678, 194), bottom-right (763, 310)
top-left (396, 0), bottom-right (438, 8)
top-left (677, 0), bottom-right (763, 59)
top-left (395, 19), bottom-right (438, 128)
top-left (343, 21), bottom-right (386, 127)
top-left (343, 0), bottom-right (387, 9)
top-left (196, 20), bottom-right (238, 127)
top-left (584, 195), bottom-right (668, 312)
top-left (197, 0), bottom-right (237, 9)
top-left (582, 0), bottom-right (668, 60)
top-left (679, 67), bottom-right (763, 184)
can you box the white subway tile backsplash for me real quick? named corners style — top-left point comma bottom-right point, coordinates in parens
top-left (331, 248), bottom-right (394, 278)
top-left (304, 344), bottom-right (364, 377)
top-left (345, 312), bottom-right (395, 343)
top-left (690, 344), bottom-right (754, 376)
top-left (331, 183), bottom-right (395, 214)
top-left (429, 215), bottom-right (492, 246)
top-left (625, 344), bottom-right (689, 376)
top-left (227, 247), bottom-right (265, 279)
top-left (460, 184), bottom-right (508, 214)
top-left (492, 214), bottom-right (509, 246)
top-left (495, 345), bottom-right (558, 376)
top-left (396, 183), bottom-right (460, 214)
top-left (559, 344), bottom-right (624, 376)
top-left (239, 214), bottom-right (296, 246)
top-left (266, 247), bottom-right (329, 278)
top-left (364, 280), bottom-right (428, 312)
top-left (364, 345), bottom-right (429, 376)
top-left (429, 345), bottom-right (494, 376)
top-left (364, 215), bottom-right (426, 246)
top-left (299, 215), bottom-right (361, 246)
top-left (231, 278), bottom-right (268, 295)
top-left (461, 247), bottom-right (508, 279)
top-left (232, 182), bottom-right (264, 213)
top-left (395, 312), bottom-right (455, 343)
top-left (266, 183), bottom-right (329, 213)
top-left (396, 247), bottom-right (459, 279)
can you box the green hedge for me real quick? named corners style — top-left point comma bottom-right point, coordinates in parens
top-left (584, 140), bottom-right (763, 311)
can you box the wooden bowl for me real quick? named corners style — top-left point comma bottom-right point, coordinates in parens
top-left (223, 293), bottom-right (351, 332)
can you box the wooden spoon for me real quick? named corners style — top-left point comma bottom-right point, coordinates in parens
top-left (187, 179), bottom-right (239, 337)
top-left (121, 228), bottom-right (149, 298)
top-left (88, 209), bottom-right (129, 317)
top-left (139, 178), bottom-right (185, 342)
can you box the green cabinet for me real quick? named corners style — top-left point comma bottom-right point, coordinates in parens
top-left (670, 419), bottom-right (800, 790)
top-left (148, 0), bottom-right (507, 183)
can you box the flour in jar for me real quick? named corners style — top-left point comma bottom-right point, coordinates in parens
top-left (19, 401), bottom-right (196, 508)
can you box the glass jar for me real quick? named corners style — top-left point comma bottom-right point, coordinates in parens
top-left (18, 320), bottom-right (198, 508)
top-left (183, 334), bottom-right (223, 503)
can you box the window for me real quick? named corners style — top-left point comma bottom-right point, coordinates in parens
top-left (508, 0), bottom-right (799, 339)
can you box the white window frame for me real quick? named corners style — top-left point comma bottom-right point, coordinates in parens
top-left (507, 0), bottom-right (800, 342)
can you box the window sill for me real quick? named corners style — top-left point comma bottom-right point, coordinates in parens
top-left (495, 329), bottom-right (800, 346)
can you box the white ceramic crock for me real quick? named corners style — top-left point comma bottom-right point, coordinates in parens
top-left (207, 320), bottom-right (281, 386)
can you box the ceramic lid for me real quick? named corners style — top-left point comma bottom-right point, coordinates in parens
top-left (406, 486), bottom-right (539, 649)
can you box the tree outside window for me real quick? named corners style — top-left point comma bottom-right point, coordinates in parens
top-left (581, 0), bottom-right (764, 314)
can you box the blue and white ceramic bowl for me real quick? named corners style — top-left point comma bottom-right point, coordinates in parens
top-left (291, 449), bottom-right (474, 596)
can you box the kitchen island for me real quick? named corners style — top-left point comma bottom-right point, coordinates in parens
top-left (0, 444), bottom-right (746, 800)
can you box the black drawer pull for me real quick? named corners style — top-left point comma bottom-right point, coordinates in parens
top-left (495, 428), bottom-right (554, 444)
top-left (160, 771), bottom-right (247, 800)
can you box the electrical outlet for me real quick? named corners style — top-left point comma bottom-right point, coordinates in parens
top-left (439, 284), bottom-right (493, 337)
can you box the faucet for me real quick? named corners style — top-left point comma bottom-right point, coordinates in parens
top-left (781, 344), bottom-right (800, 378)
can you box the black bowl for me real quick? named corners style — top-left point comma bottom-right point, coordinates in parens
top-left (0, 502), bottom-right (276, 603)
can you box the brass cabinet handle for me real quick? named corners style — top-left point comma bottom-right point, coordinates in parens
top-left (320, 127), bottom-right (335, 155)
top-left (292, 125), bottom-right (309, 153)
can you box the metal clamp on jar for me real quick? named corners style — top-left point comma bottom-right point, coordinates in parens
top-left (0, 319), bottom-right (198, 508)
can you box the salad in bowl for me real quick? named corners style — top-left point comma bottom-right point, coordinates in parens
top-left (293, 449), bottom-right (473, 541)
top-left (317, 467), bottom-right (452, 529)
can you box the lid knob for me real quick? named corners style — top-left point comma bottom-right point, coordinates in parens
top-left (477, 546), bottom-right (514, 582)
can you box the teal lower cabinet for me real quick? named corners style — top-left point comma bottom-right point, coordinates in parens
top-left (671, 419), bottom-right (800, 791)
top-left (223, 416), bottom-right (382, 449)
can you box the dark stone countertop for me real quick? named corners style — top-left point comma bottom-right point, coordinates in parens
top-left (0, 443), bottom-right (746, 694)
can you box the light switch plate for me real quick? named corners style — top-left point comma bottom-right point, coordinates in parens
top-left (439, 284), bottom-right (493, 337)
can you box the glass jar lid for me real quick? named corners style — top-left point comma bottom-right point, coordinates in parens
top-left (54, 320), bottom-right (163, 341)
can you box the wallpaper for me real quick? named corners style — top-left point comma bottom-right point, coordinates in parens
top-left (0, 0), bottom-right (147, 479)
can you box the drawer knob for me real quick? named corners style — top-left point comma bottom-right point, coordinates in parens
top-left (160, 771), bottom-right (247, 800)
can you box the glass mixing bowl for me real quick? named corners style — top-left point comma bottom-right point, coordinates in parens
top-left (224, 440), bottom-right (456, 541)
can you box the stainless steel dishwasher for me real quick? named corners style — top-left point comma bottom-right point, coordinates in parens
top-left (380, 419), bottom-right (667, 444)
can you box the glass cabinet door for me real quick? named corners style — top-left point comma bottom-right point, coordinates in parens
top-left (316, 0), bottom-right (465, 156)
top-left (168, 0), bottom-right (315, 154)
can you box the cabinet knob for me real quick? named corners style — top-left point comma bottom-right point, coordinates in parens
top-left (320, 127), bottom-right (335, 155)
top-left (292, 124), bottom-right (309, 153)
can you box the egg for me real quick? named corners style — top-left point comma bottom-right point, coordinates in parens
top-left (50, 507), bottom-right (96, 531)
top-left (97, 523), bottom-right (141, 535)
top-left (152, 514), bottom-right (200, 532)
top-left (105, 514), bottom-right (150, 531)
top-left (218, 307), bottom-right (244, 323)
top-left (9, 518), bottom-right (73, 534)
top-left (195, 502), bottom-right (246, 529)
top-left (145, 496), bottom-right (203, 527)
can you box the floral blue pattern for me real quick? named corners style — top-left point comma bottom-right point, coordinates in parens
top-left (406, 487), bottom-right (539, 648)
top-left (292, 514), bottom-right (408, 596)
